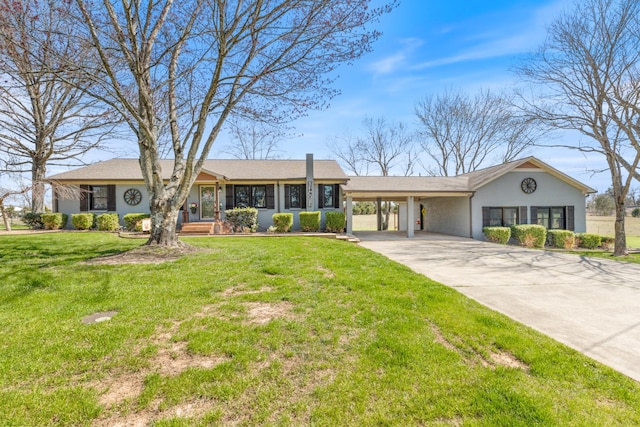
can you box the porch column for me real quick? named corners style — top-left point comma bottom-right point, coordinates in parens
top-left (346, 195), bottom-right (353, 234)
top-left (376, 197), bottom-right (382, 231)
top-left (407, 196), bottom-right (414, 238)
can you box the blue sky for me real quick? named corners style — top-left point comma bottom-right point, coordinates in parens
top-left (267, 0), bottom-right (611, 192)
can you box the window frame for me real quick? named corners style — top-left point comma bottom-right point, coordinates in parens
top-left (484, 206), bottom-right (519, 227)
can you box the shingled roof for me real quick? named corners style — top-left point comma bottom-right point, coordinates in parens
top-left (342, 156), bottom-right (596, 196)
top-left (48, 158), bottom-right (348, 182)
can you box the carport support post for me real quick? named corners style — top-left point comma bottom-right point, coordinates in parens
top-left (346, 195), bottom-right (353, 234)
top-left (407, 196), bottom-right (414, 238)
top-left (376, 198), bottom-right (382, 231)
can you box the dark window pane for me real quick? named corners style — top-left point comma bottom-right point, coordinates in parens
top-left (536, 208), bottom-right (550, 228)
top-left (91, 186), bottom-right (108, 210)
top-left (324, 185), bottom-right (333, 208)
top-left (290, 185), bottom-right (301, 208)
top-left (551, 207), bottom-right (565, 229)
top-left (503, 208), bottom-right (518, 226)
top-left (489, 208), bottom-right (502, 226)
top-left (252, 185), bottom-right (266, 208)
top-left (234, 185), bottom-right (250, 208)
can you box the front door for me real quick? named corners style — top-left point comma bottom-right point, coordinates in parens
top-left (200, 186), bottom-right (216, 219)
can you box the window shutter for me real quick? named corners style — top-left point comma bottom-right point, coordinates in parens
top-left (107, 185), bottom-right (116, 211)
top-left (53, 188), bottom-right (59, 213)
top-left (266, 184), bottom-right (275, 209)
top-left (482, 207), bottom-right (490, 227)
top-left (225, 184), bottom-right (234, 209)
top-left (567, 206), bottom-right (575, 231)
top-left (80, 185), bottom-right (89, 212)
top-left (284, 185), bottom-right (290, 209)
top-left (519, 206), bottom-right (528, 224)
top-left (301, 184), bottom-right (307, 209)
top-left (318, 184), bottom-right (324, 209)
top-left (333, 184), bottom-right (340, 208)
top-left (530, 207), bottom-right (538, 224)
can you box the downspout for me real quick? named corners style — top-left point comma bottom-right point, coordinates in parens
top-left (468, 192), bottom-right (474, 239)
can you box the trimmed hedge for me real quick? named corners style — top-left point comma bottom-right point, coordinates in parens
top-left (123, 213), bottom-right (151, 232)
top-left (40, 213), bottom-right (68, 230)
top-left (547, 230), bottom-right (575, 249)
top-left (225, 208), bottom-right (258, 232)
top-left (299, 211), bottom-right (320, 232)
top-left (71, 213), bottom-right (94, 230)
top-left (97, 213), bottom-right (120, 231)
top-left (22, 212), bottom-right (43, 229)
top-left (483, 226), bottom-right (511, 244)
top-left (272, 213), bottom-right (293, 232)
top-left (576, 233), bottom-right (601, 249)
top-left (511, 224), bottom-right (547, 248)
top-left (325, 211), bottom-right (346, 232)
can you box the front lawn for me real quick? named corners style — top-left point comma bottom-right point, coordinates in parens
top-left (1, 233), bottom-right (639, 426)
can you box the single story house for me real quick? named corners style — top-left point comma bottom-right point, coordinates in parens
top-left (48, 155), bottom-right (596, 239)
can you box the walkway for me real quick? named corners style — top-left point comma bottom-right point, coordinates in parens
top-left (356, 231), bottom-right (640, 382)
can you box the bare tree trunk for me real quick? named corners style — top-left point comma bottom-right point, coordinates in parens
top-left (148, 203), bottom-right (181, 246)
top-left (612, 184), bottom-right (628, 256)
top-left (0, 204), bottom-right (10, 232)
top-left (31, 158), bottom-right (46, 213)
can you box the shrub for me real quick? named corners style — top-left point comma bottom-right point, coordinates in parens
top-left (40, 213), bottom-right (68, 230)
top-left (299, 211), bottom-right (320, 232)
top-left (272, 213), bottom-right (293, 232)
top-left (325, 211), bottom-right (346, 232)
top-left (123, 213), bottom-right (151, 231)
top-left (547, 230), bottom-right (575, 249)
top-left (96, 213), bottom-right (120, 231)
top-left (71, 213), bottom-right (94, 230)
top-left (632, 208), bottom-right (640, 218)
top-left (483, 226), bottom-right (511, 244)
top-left (225, 208), bottom-right (258, 232)
top-left (576, 233), bottom-right (602, 249)
top-left (511, 224), bottom-right (547, 248)
top-left (22, 212), bottom-right (43, 229)
top-left (600, 236), bottom-right (614, 250)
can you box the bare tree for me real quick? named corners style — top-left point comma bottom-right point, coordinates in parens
top-left (0, 0), bottom-right (118, 213)
top-left (415, 89), bottom-right (537, 176)
top-left (329, 116), bottom-right (415, 177)
top-left (516, 0), bottom-right (640, 256)
top-left (70, 0), bottom-right (394, 246)
top-left (328, 115), bottom-right (415, 229)
top-left (221, 120), bottom-right (286, 160)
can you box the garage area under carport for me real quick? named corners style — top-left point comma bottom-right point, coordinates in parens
top-left (341, 176), bottom-right (474, 238)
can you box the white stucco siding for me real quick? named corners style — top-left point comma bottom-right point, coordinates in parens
top-left (471, 170), bottom-right (588, 240)
top-left (422, 197), bottom-right (471, 238)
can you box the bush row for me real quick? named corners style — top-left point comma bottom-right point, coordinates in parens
top-left (482, 225), bottom-right (614, 250)
top-left (268, 211), bottom-right (345, 233)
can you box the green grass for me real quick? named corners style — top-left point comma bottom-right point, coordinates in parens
top-left (2, 233), bottom-right (640, 426)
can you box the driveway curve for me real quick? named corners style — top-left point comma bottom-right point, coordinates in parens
top-left (356, 231), bottom-right (640, 382)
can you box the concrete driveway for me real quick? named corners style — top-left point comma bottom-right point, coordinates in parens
top-left (356, 231), bottom-right (640, 382)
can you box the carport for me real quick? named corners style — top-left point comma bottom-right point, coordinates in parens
top-left (342, 176), bottom-right (473, 238)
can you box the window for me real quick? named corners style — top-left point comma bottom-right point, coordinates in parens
top-left (91, 186), bottom-right (109, 210)
top-left (285, 184), bottom-right (306, 209)
top-left (534, 207), bottom-right (566, 230)
top-left (252, 185), bottom-right (266, 208)
top-left (226, 184), bottom-right (274, 209)
top-left (318, 184), bottom-right (340, 209)
top-left (484, 207), bottom-right (518, 227)
top-left (234, 185), bottom-right (251, 208)
top-left (80, 184), bottom-right (115, 211)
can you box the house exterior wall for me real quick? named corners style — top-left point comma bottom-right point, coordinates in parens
top-left (56, 181), bottom-right (343, 231)
top-left (57, 183), bottom-right (152, 229)
top-left (470, 170), bottom-right (588, 240)
top-left (421, 197), bottom-right (471, 237)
